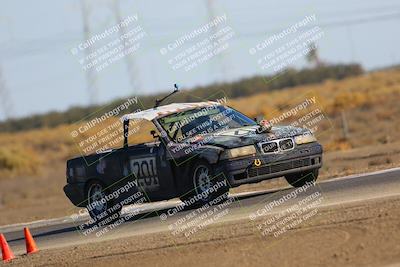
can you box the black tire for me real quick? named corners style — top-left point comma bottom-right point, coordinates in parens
top-left (285, 169), bottom-right (319, 187)
top-left (180, 161), bottom-right (229, 209)
top-left (85, 180), bottom-right (122, 225)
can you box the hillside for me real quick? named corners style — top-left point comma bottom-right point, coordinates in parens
top-left (0, 64), bottom-right (363, 132)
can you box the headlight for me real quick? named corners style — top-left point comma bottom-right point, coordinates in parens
top-left (220, 145), bottom-right (256, 160)
top-left (294, 133), bottom-right (317, 145)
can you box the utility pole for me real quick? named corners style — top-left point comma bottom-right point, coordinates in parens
top-left (206, 0), bottom-right (228, 81)
top-left (80, 0), bottom-right (99, 105)
top-left (112, 0), bottom-right (141, 93)
top-left (0, 66), bottom-right (13, 120)
top-left (341, 110), bottom-right (349, 140)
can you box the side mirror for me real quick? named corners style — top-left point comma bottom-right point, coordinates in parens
top-left (150, 130), bottom-right (159, 138)
top-left (254, 115), bottom-right (264, 123)
top-left (255, 116), bottom-right (272, 133)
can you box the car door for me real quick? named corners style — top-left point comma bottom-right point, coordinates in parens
top-left (123, 142), bottom-right (176, 201)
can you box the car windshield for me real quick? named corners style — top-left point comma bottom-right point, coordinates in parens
top-left (157, 105), bottom-right (257, 143)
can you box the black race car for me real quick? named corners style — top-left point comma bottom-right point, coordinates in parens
top-left (64, 90), bottom-right (323, 222)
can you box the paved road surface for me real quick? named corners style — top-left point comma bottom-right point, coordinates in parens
top-left (1, 167), bottom-right (400, 255)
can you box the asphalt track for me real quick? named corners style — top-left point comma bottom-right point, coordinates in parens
top-left (1, 167), bottom-right (400, 255)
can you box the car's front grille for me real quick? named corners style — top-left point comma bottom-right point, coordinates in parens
top-left (270, 162), bottom-right (293, 173)
top-left (235, 157), bottom-right (315, 180)
top-left (259, 138), bottom-right (294, 154)
top-left (293, 158), bottom-right (310, 168)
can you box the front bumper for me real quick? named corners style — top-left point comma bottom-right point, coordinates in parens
top-left (63, 183), bottom-right (86, 207)
top-left (220, 142), bottom-right (323, 187)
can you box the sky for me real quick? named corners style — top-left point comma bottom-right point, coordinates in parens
top-left (0, 0), bottom-right (399, 120)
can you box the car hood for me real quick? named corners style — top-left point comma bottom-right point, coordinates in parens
top-left (197, 125), bottom-right (309, 149)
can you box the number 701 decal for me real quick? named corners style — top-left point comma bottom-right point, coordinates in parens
top-left (129, 157), bottom-right (157, 178)
top-left (129, 157), bottom-right (160, 191)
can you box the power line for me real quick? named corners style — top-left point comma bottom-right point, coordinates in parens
top-left (1, 10), bottom-right (399, 60)
top-left (237, 11), bottom-right (400, 38)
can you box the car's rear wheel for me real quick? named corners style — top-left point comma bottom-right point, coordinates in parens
top-left (285, 169), bottom-right (319, 187)
top-left (180, 161), bottom-right (229, 208)
top-left (86, 180), bottom-right (121, 224)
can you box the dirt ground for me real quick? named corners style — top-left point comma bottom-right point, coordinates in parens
top-left (1, 141), bottom-right (400, 226)
top-left (5, 194), bottom-right (400, 267)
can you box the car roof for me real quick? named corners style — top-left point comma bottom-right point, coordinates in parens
top-left (121, 101), bottom-right (222, 121)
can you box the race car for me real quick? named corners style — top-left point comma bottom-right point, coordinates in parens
top-left (64, 88), bottom-right (323, 222)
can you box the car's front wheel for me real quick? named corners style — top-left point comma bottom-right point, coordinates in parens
top-left (285, 169), bottom-right (319, 187)
top-left (86, 180), bottom-right (121, 224)
top-left (180, 161), bottom-right (229, 208)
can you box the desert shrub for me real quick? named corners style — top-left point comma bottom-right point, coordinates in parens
top-left (0, 146), bottom-right (41, 178)
top-left (324, 139), bottom-right (352, 152)
top-left (332, 91), bottom-right (370, 111)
